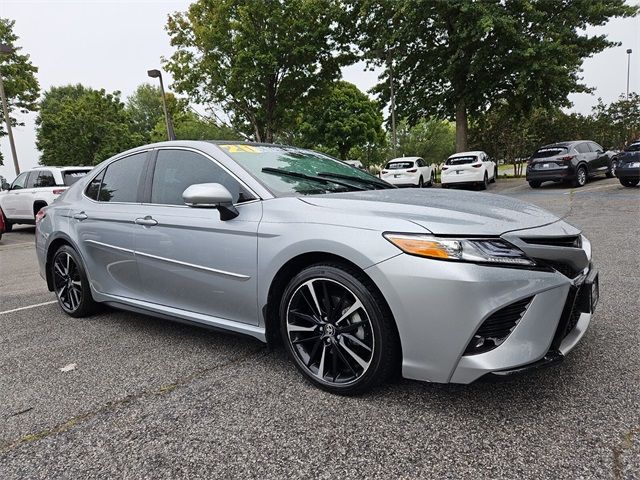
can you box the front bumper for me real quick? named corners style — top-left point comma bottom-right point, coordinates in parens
top-left (365, 246), bottom-right (595, 384)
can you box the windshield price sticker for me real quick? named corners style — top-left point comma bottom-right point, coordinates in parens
top-left (219, 144), bottom-right (262, 153)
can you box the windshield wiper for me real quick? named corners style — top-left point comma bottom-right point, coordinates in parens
top-left (316, 172), bottom-right (395, 190)
top-left (261, 167), bottom-right (366, 191)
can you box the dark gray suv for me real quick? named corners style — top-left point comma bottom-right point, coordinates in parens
top-left (526, 141), bottom-right (615, 188)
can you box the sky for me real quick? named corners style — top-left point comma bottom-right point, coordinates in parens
top-left (0, 0), bottom-right (639, 181)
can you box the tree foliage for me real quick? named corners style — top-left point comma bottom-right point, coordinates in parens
top-left (0, 18), bottom-right (40, 165)
top-left (349, 0), bottom-right (638, 152)
top-left (164, 0), bottom-right (350, 143)
top-left (36, 85), bottom-right (143, 166)
top-left (126, 83), bottom-right (187, 141)
top-left (150, 110), bottom-right (241, 142)
top-left (394, 118), bottom-right (455, 165)
top-left (295, 81), bottom-right (384, 160)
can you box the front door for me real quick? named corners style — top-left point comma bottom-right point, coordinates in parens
top-left (134, 148), bottom-right (261, 325)
top-left (1, 171), bottom-right (29, 218)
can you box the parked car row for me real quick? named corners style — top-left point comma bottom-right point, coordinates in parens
top-left (0, 166), bottom-right (93, 231)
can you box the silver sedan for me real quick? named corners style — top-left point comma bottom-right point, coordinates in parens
top-left (35, 141), bottom-right (599, 394)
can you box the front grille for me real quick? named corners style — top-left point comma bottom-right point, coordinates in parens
top-left (521, 235), bottom-right (581, 248)
top-left (541, 260), bottom-right (581, 279)
top-left (464, 297), bottom-right (533, 355)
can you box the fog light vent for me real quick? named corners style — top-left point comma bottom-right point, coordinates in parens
top-left (464, 296), bottom-right (533, 355)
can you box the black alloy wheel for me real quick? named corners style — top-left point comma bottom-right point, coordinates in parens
top-left (51, 245), bottom-right (96, 317)
top-left (620, 178), bottom-right (639, 187)
top-left (280, 264), bottom-right (399, 394)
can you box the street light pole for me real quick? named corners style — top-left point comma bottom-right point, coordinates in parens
top-left (0, 44), bottom-right (20, 175)
top-left (147, 69), bottom-right (176, 141)
top-left (626, 49), bottom-right (633, 100)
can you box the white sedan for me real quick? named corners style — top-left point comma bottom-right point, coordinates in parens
top-left (441, 151), bottom-right (496, 190)
top-left (380, 157), bottom-right (434, 187)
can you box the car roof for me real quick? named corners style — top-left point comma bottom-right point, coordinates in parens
top-left (538, 141), bottom-right (596, 149)
top-left (448, 151), bottom-right (484, 158)
top-left (28, 166), bottom-right (93, 171)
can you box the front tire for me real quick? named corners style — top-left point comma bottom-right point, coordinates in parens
top-left (1, 210), bottom-right (13, 232)
top-left (479, 173), bottom-right (488, 190)
top-left (606, 160), bottom-right (616, 178)
top-left (50, 245), bottom-right (97, 318)
top-left (279, 264), bottom-right (399, 395)
top-left (620, 178), bottom-right (639, 187)
top-left (528, 181), bottom-right (541, 189)
top-left (428, 171), bottom-right (435, 187)
top-left (418, 177), bottom-right (424, 188)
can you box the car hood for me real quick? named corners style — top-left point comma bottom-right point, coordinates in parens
top-left (301, 189), bottom-right (562, 235)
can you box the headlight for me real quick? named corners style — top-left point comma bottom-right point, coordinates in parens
top-left (383, 233), bottom-right (536, 266)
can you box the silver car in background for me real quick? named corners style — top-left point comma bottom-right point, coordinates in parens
top-left (36, 141), bottom-right (599, 394)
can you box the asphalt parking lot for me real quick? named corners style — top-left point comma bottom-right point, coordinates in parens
top-left (1, 177), bottom-right (638, 479)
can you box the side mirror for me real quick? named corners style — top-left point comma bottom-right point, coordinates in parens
top-left (182, 183), bottom-right (238, 220)
top-left (1, 181), bottom-right (10, 191)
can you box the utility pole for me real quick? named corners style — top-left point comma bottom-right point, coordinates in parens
top-left (387, 51), bottom-right (397, 158)
top-left (0, 44), bottom-right (20, 175)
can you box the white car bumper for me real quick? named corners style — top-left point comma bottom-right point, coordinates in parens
top-left (441, 168), bottom-right (484, 185)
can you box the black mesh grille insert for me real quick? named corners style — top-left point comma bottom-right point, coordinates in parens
top-left (521, 236), bottom-right (582, 248)
top-left (464, 297), bottom-right (533, 355)
top-left (540, 260), bottom-right (581, 279)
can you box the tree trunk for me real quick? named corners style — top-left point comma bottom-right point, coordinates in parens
top-left (455, 100), bottom-right (468, 152)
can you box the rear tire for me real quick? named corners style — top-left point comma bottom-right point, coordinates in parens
top-left (50, 245), bottom-right (97, 318)
top-left (620, 178), bottom-right (639, 187)
top-left (573, 166), bottom-right (587, 187)
top-left (528, 181), bottom-right (541, 189)
top-left (279, 263), bottom-right (400, 395)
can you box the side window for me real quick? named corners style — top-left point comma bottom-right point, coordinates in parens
top-left (575, 143), bottom-right (590, 154)
top-left (151, 149), bottom-right (253, 206)
top-left (25, 172), bottom-right (38, 188)
top-left (11, 172), bottom-right (29, 190)
top-left (98, 152), bottom-right (147, 203)
top-left (34, 170), bottom-right (56, 188)
top-left (85, 170), bottom-right (105, 200)
top-left (589, 142), bottom-right (603, 152)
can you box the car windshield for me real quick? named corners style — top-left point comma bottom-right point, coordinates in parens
top-left (218, 144), bottom-right (389, 196)
top-left (446, 156), bottom-right (477, 165)
top-left (532, 147), bottom-right (568, 159)
top-left (386, 161), bottom-right (414, 170)
top-left (63, 170), bottom-right (90, 186)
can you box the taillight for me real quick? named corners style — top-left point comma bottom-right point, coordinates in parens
top-left (35, 208), bottom-right (47, 225)
top-left (442, 166), bottom-right (449, 170)
top-left (472, 163), bottom-right (482, 168)
top-left (52, 188), bottom-right (66, 195)
top-left (560, 155), bottom-right (575, 163)
top-left (407, 168), bottom-right (417, 173)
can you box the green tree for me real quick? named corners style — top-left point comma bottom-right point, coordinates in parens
top-left (296, 81), bottom-right (384, 160)
top-left (36, 84), bottom-right (143, 166)
top-left (0, 18), bottom-right (40, 165)
top-left (395, 118), bottom-right (456, 165)
top-left (126, 83), bottom-right (187, 141)
top-left (164, 0), bottom-right (350, 143)
top-left (350, 0), bottom-right (637, 152)
top-left (150, 110), bottom-right (241, 142)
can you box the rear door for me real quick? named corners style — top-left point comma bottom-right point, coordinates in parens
top-left (134, 148), bottom-right (261, 325)
top-left (1, 172), bottom-right (29, 218)
top-left (72, 151), bottom-right (149, 299)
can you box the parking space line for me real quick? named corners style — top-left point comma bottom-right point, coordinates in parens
top-left (0, 300), bottom-right (57, 316)
top-left (0, 242), bottom-right (35, 249)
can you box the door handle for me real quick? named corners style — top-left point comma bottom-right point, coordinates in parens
top-left (135, 216), bottom-right (158, 227)
top-left (73, 212), bottom-right (88, 221)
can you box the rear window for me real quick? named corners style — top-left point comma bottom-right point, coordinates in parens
top-left (531, 147), bottom-right (568, 159)
top-left (446, 156), bottom-right (477, 166)
top-left (386, 161), bottom-right (414, 170)
top-left (625, 143), bottom-right (640, 152)
top-left (63, 170), bottom-right (90, 186)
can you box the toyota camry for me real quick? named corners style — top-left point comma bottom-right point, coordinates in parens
top-left (35, 141), bottom-right (598, 394)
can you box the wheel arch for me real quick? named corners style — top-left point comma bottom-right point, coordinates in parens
top-left (263, 251), bottom-right (401, 356)
top-left (44, 233), bottom-right (81, 291)
top-left (33, 200), bottom-right (48, 217)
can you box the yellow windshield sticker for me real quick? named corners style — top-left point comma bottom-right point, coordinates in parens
top-left (219, 144), bottom-right (261, 153)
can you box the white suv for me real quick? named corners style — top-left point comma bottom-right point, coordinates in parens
top-left (0, 166), bottom-right (93, 231)
top-left (380, 157), bottom-right (435, 187)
